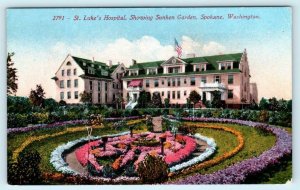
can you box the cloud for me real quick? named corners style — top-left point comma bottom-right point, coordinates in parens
top-left (12, 36), bottom-right (229, 98)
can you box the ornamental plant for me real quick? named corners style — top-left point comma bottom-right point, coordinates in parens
top-left (137, 154), bottom-right (169, 184)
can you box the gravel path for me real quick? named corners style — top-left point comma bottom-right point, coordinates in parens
top-left (152, 116), bottom-right (163, 132)
top-left (65, 150), bottom-right (87, 174)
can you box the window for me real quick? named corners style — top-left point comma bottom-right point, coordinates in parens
top-left (172, 91), bottom-right (175, 99)
top-left (148, 68), bottom-right (156, 75)
top-left (167, 91), bottom-right (170, 99)
top-left (177, 91), bottom-right (180, 99)
top-left (244, 84), bottom-right (247, 92)
top-left (201, 76), bottom-right (207, 84)
top-left (177, 78), bottom-right (181, 86)
top-left (74, 79), bottom-right (78, 87)
top-left (60, 80), bottom-right (64, 88)
top-left (113, 83), bottom-right (115, 89)
top-left (228, 75), bottom-right (234, 84)
top-left (201, 64), bottom-right (206, 71)
top-left (214, 76), bottom-right (221, 83)
top-left (67, 91), bottom-right (71, 99)
top-left (190, 77), bottom-right (195, 86)
top-left (131, 70), bottom-right (138, 76)
top-left (61, 70), bottom-right (65, 76)
top-left (66, 62), bottom-right (71, 66)
top-left (161, 79), bottom-right (164, 85)
top-left (162, 91), bottom-right (164, 96)
top-left (67, 69), bottom-right (71, 76)
top-left (90, 80), bottom-right (93, 90)
top-left (67, 80), bottom-right (71, 88)
top-left (221, 63), bottom-right (225, 70)
top-left (73, 69), bottom-right (77, 75)
top-left (228, 90), bottom-right (233, 99)
top-left (168, 79), bottom-right (171, 87)
top-left (98, 81), bottom-right (101, 91)
top-left (113, 94), bottom-right (115, 101)
top-left (172, 78), bottom-right (176, 86)
top-left (60, 92), bottom-right (64, 100)
top-left (146, 80), bottom-right (150, 88)
top-left (127, 81), bottom-right (130, 87)
top-left (184, 78), bottom-right (187, 84)
top-left (195, 65), bottom-right (200, 72)
top-left (154, 79), bottom-right (159, 87)
top-left (184, 91), bottom-right (187, 96)
top-left (105, 93), bottom-right (108, 103)
top-left (74, 91), bottom-right (78, 99)
top-left (105, 82), bottom-right (108, 91)
top-left (98, 93), bottom-right (101, 103)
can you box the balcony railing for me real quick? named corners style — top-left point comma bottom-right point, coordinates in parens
top-left (127, 86), bottom-right (143, 91)
top-left (200, 82), bottom-right (226, 90)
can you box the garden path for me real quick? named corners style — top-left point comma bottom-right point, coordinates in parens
top-left (65, 151), bottom-right (87, 174)
top-left (152, 116), bottom-right (162, 132)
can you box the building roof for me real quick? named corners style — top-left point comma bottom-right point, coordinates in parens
top-left (108, 64), bottom-right (120, 73)
top-left (71, 56), bottom-right (113, 79)
top-left (124, 52), bottom-right (243, 79)
top-left (127, 53), bottom-right (243, 70)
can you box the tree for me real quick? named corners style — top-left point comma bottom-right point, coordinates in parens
top-left (114, 94), bottom-right (124, 110)
top-left (137, 91), bottom-right (151, 108)
top-left (7, 52), bottom-right (18, 95)
top-left (164, 98), bottom-right (170, 108)
top-left (151, 92), bottom-right (162, 108)
top-left (188, 90), bottom-right (201, 105)
top-left (211, 90), bottom-right (222, 108)
top-left (29, 84), bottom-right (45, 107)
top-left (186, 98), bottom-right (191, 109)
top-left (259, 98), bottom-right (269, 110)
top-left (80, 91), bottom-right (92, 104)
top-left (268, 97), bottom-right (279, 111)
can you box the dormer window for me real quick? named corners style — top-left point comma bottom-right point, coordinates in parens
top-left (193, 63), bottom-right (207, 72)
top-left (218, 61), bottom-right (233, 70)
top-left (88, 67), bottom-right (95, 74)
top-left (148, 68), bottom-right (157, 75)
top-left (130, 70), bottom-right (138, 76)
top-left (91, 64), bottom-right (94, 68)
top-left (83, 62), bottom-right (86, 66)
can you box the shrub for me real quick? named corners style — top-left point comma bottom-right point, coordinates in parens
top-left (124, 164), bottom-right (138, 177)
top-left (8, 149), bottom-right (41, 185)
top-left (137, 154), bottom-right (169, 184)
top-left (259, 110), bottom-right (269, 123)
top-left (102, 164), bottom-right (117, 178)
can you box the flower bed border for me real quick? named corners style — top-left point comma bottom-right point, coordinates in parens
top-left (8, 116), bottom-right (143, 134)
top-left (169, 117), bottom-right (292, 184)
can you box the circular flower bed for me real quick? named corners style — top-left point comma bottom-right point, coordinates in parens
top-left (50, 131), bottom-right (217, 181)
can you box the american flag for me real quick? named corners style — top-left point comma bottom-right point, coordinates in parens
top-left (174, 38), bottom-right (182, 58)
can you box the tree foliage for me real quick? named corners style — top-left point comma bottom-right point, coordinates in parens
top-left (211, 90), bottom-right (223, 108)
top-left (29, 84), bottom-right (45, 107)
top-left (7, 52), bottom-right (18, 95)
top-left (137, 154), bottom-right (169, 184)
top-left (151, 92), bottom-right (162, 108)
top-left (137, 91), bottom-right (151, 108)
top-left (164, 98), bottom-right (170, 108)
top-left (188, 90), bottom-right (201, 105)
top-left (80, 91), bottom-right (92, 104)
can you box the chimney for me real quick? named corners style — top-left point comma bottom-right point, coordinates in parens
top-left (132, 59), bottom-right (137, 65)
top-left (108, 60), bottom-right (112, 67)
top-left (186, 53), bottom-right (195, 58)
top-left (92, 57), bottom-right (95, 62)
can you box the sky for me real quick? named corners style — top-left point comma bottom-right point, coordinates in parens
top-left (6, 7), bottom-right (292, 100)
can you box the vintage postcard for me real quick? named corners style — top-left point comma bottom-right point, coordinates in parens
top-left (7, 7), bottom-right (292, 185)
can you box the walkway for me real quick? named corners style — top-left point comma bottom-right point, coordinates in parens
top-left (152, 116), bottom-right (163, 132)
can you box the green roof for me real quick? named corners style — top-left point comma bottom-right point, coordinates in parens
top-left (109, 64), bottom-right (119, 73)
top-left (72, 56), bottom-right (113, 79)
top-left (128, 60), bottom-right (164, 69)
top-left (128, 53), bottom-right (243, 70)
top-left (124, 52), bottom-right (243, 78)
top-left (123, 68), bottom-right (241, 79)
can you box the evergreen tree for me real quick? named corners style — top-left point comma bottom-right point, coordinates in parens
top-left (7, 52), bottom-right (18, 95)
top-left (211, 90), bottom-right (222, 108)
top-left (259, 97), bottom-right (269, 110)
top-left (29, 84), bottom-right (45, 107)
top-left (151, 92), bottom-right (162, 108)
top-left (164, 98), bottom-right (170, 108)
top-left (188, 90), bottom-right (201, 105)
top-left (137, 90), bottom-right (151, 108)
